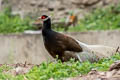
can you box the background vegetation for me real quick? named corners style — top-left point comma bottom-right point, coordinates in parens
top-left (68, 4), bottom-right (120, 31)
top-left (0, 4), bottom-right (120, 33)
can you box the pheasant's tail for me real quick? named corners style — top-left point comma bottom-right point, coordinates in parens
top-left (75, 46), bottom-right (117, 63)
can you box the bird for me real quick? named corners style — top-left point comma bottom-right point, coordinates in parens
top-left (65, 14), bottom-right (78, 31)
top-left (34, 15), bottom-right (120, 62)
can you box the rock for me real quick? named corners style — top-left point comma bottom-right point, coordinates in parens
top-left (0, 0), bottom-right (119, 21)
top-left (109, 60), bottom-right (120, 71)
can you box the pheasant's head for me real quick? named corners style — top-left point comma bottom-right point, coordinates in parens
top-left (34, 15), bottom-right (50, 25)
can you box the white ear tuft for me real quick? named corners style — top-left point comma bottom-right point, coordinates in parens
top-left (43, 16), bottom-right (50, 21)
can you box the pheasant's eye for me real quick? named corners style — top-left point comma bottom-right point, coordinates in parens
top-left (41, 16), bottom-right (46, 19)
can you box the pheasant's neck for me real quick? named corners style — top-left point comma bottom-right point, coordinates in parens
top-left (43, 19), bottom-right (51, 30)
top-left (42, 19), bottom-right (52, 36)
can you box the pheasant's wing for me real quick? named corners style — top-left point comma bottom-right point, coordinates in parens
top-left (55, 33), bottom-right (83, 52)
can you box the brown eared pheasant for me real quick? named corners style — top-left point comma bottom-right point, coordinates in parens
top-left (34, 15), bottom-right (120, 62)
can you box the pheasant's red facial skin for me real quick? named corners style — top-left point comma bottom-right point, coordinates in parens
top-left (41, 15), bottom-right (49, 21)
top-left (41, 16), bottom-right (46, 19)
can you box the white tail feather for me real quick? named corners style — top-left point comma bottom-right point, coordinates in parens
top-left (74, 40), bottom-right (117, 62)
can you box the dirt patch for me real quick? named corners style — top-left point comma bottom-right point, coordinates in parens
top-left (3, 63), bottom-right (34, 76)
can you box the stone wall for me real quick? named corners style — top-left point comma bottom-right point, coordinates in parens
top-left (0, 30), bottom-right (119, 64)
top-left (0, 0), bottom-right (119, 19)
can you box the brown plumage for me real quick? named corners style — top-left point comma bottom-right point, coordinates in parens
top-left (44, 32), bottom-right (82, 61)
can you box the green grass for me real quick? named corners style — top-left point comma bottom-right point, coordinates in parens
top-left (0, 53), bottom-right (120, 80)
